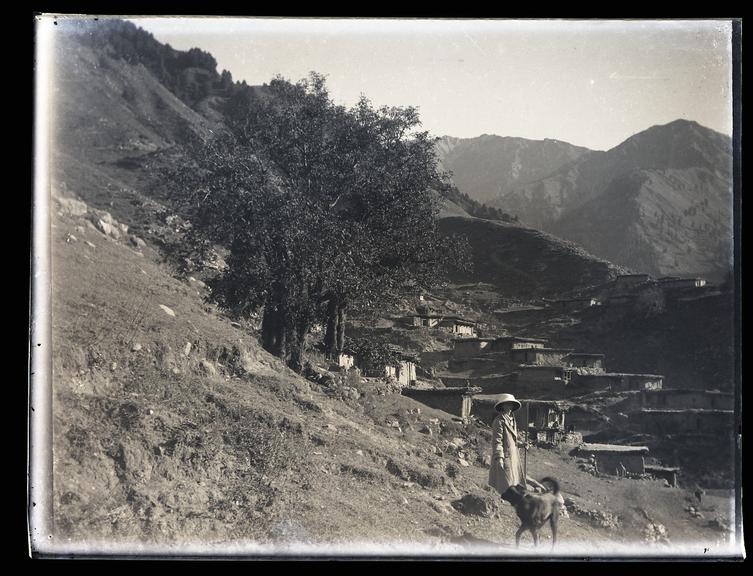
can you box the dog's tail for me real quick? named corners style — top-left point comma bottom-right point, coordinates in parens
top-left (540, 476), bottom-right (560, 495)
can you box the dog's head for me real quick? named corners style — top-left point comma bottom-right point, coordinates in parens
top-left (505, 484), bottom-right (528, 506)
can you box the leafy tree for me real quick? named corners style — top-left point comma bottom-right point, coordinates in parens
top-left (165, 73), bottom-right (469, 371)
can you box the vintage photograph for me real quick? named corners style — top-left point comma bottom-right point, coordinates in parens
top-left (30, 16), bottom-right (741, 558)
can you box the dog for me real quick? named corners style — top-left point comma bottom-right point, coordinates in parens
top-left (504, 477), bottom-right (564, 548)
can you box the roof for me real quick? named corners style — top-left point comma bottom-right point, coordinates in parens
top-left (453, 337), bottom-right (495, 343)
top-left (644, 465), bottom-right (681, 472)
top-left (517, 364), bottom-right (567, 370)
top-left (578, 443), bottom-right (649, 455)
top-left (565, 352), bottom-right (605, 358)
top-left (512, 347), bottom-right (575, 353)
top-left (577, 372), bottom-right (663, 379)
top-left (636, 409), bottom-right (734, 415)
top-left (553, 297), bottom-right (598, 303)
top-left (616, 274), bottom-right (650, 279)
top-left (494, 336), bottom-right (549, 343)
top-left (644, 388), bottom-right (732, 396)
top-left (402, 386), bottom-right (482, 396)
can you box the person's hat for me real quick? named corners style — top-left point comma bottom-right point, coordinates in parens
top-left (494, 393), bottom-right (522, 412)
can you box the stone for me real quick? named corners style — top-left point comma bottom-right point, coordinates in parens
top-left (84, 240), bottom-right (96, 249)
top-left (96, 218), bottom-right (118, 238)
top-left (131, 343), bottom-right (142, 352)
top-left (159, 304), bottom-right (176, 317)
top-left (56, 196), bottom-right (89, 217)
top-left (199, 360), bottom-right (217, 376)
top-left (419, 425), bottom-right (432, 436)
top-left (451, 492), bottom-right (499, 518)
top-left (66, 234), bottom-right (77, 243)
top-left (183, 342), bottom-right (192, 357)
top-left (129, 235), bottom-right (146, 249)
top-left (458, 458), bottom-right (470, 467)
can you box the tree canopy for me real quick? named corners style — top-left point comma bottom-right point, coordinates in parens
top-left (166, 72), bottom-right (469, 371)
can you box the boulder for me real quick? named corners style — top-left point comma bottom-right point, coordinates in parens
top-left (159, 304), bottom-right (176, 317)
top-left (451, 492), bottom-right (500, 518)
top-left (199, 360), bottom-right (217, 376)
top-left (56, 196), bottom-right (88, 217)
top-left (129, 235), bottom-right (146, 249)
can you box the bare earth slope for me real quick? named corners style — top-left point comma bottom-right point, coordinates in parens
top-left (50, 192), bottom-right (735, 555)
top-left (437, 216), bottom-right (627, 298)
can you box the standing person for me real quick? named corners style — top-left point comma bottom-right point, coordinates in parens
top-left (489, 393), bottom-right (526, 504)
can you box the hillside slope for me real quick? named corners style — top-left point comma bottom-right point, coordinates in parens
top-left (438, 217), bottom-right (627, 297)
top-left (49, 188), bottom-right (735, 555)
top-left (435, 135), bottom-right (592, 205)
top-left (491, 120), bottom-right (733, 280)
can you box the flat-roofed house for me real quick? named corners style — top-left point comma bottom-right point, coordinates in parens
top-left (452, 337), bottom-right (495, 357)
top-left (576, 443), bottom-right (649, 475)
top-left (490, 336), bottom-right (548, 353)
top-left (401, 386), bottom-right (482, 421)
top-left (563, 353), bottom-right (605, 371)
top-left (510, 347), bottom-right (574, 366)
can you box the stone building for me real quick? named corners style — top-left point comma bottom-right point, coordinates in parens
top-left (630, 408), bottom-right (734, 435)
top-left (658, 277), bottom-right (707, 290)
top-left (510, 347), bottom-right (574, 366)
top-left (439, 317), bottom-right (477, 337)
top-left (452, 337), bottom-right (495, 357)
top-left (491, 336), bottom-right (549, 352)
top-left (570, 372), bottom-right (663, 393)
top-left (563, 353), bottom-right (605, 371)
top-left (576, 443), bottom-right (649, 475)
top-left (401, 386), bottom-right (482, 421)
top-left (640, 389), bottom-right (733, 410)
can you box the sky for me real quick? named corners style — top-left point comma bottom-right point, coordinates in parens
top-left (129, 18), bottom-right (733, 151)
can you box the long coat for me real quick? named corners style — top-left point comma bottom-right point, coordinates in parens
top-left (488, 413), bottom-right (525, 495)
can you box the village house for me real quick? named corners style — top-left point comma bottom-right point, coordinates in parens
top-left (337, 353), bottom-right (355, 370)
top-left (563, 353), bottom-right (605, 371)
top-left (630, 408), bottom-right (734, 436)
top-left (576, 443), bottom-right (649, 475)
top-left (411, 314), bottom-right (441, 328)
top-left (438, 316), bottom-right (477, 337)
top-left (490, 336), bottom-right (549, 353)
top-left (452, 337), bottom-right (496, 357)
top-left (658, 276), bottom-right (707, 290)
top-left (401, 386), bottom-right (482, 421)
top-left (510, 347), bottom-right (574, 366)
top-left (364, 346), bottom-right (418, 387)
top-left (440, 373), bottom-right (516, 394)
top-left (551, 297), bottom-right (600, 313)
top-left (644, 464), bottom-right (681, 488)
top-left (640, 389), bottom-right (734, 410)
top-left (570, 372), bottom-right (663, 393)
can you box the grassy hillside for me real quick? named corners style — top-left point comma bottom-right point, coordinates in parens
top-left (437, 217), bottom-right (627, 298)
top-left (49, 189), bottom-right (735, 554)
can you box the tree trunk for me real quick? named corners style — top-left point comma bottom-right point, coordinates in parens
top-left (288, 317), bottom-right (310, 373)
top-left (324, 297), bottom-right (339, 358)
top-left (336, 303), bottom-right (347, 354)
top-left (261, 305), bottom-right (286, 358)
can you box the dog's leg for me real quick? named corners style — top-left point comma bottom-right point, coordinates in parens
top-left (532, 529), bottom-right (539, 547)
top-left (515, 525), bottom-right (526, 548)
top-left (550, 514), bottom-right (559, 548)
